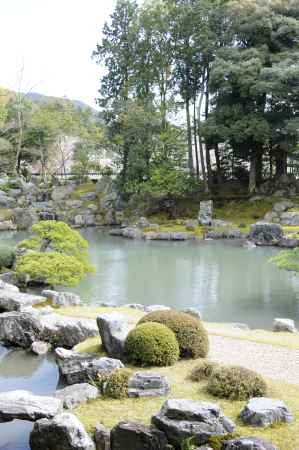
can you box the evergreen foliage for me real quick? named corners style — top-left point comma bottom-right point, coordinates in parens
top-left (16, 221), bottom-right (94, 286)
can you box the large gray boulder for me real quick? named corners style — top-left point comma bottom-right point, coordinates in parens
top-left (280, 211), bottom-right (299, 226)
top-left (55, 383), bottom-right (100, 409)
top-left (30, 413), bottom-right (95, 450)
top-left (240, 397), bottom-right (293, 427)
top-left (0, 390), bottom-right (63, 422)
top-left (31, 341), bottom-right (51, 356)
top-left (111, 422), bottom-right (168, 450)
top-left (0, 280), bottom-right (19, 292)
top-left (95, 423), bottom-right (111, 450)
top-left (97, 312), bottom-right (131, 359)
top-left (248, 223), bottom-right (283, 246)
top-left (51, 184), bottom-right (75, 202)
top-left (198, 200), bottom-right (213, 226)
top-left (222, 437), bottom-right (278, 450)
top-left (13, 208), bottom-right (39, 229)
top-left (144, 231), bottom-right (195, 241)
top-left (273, 318), bottom-right (297, 333)
top-left (56, 349), bottom-right (124, 385)
top-left (152, 399), bottom-right (235, 447)
top-left (128, 372), bottom-right (170, 398)
top-left (42, 289), bottom-right (82, 307)
top-left (0, 290), bottom-right (45, 312)
top-left (0, 191), bottom-right (15, 208)
top-left (41, 313), bottom-right (98, 348)
top-left (273, 200), bottom-right (294, 213)
top-left (0, 310), bottom-right (42, 347)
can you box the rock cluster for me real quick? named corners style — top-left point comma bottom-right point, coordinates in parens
top-left (55, 348), bottom-right (124, 385)
top-left (0, 175), bottom-right (123, 231)
top-left (0, 306), bottom-right (98, 349)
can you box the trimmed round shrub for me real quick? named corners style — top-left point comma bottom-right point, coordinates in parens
top-left (189, 360), bottom-right (219, 381)
top-left (138, 310), bottom-right (209, 359)
top-left (124, 322), bottom-right (180, 367)
top-left (0, 248), bottom-right (15, 269)
top-left (104, 369), bottom-right (132, 399)
top-left (207, 365), bottom-right (267, 400)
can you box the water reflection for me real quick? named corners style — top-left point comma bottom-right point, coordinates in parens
top-left (1, 228), bottom-right (299, 328)
top-left (0, 347), bottom-right (59, 450)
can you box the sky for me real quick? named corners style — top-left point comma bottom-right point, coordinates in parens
top-left (0, 0), bottom-right (118, 107)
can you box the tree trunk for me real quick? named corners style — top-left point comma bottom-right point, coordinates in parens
top-left (205, 143), bottom-right (213, 187)
top-left (186, 98), bottom-right (194, 174)
top-left (256, 151), bottom-right (263, 187)
top-left (275, 151), bottom-right (287, 178)
top-left (193, 101), bottom-right (200, 179)
top-left (197, 92), bottom-right (208, 192)
top-left (214, 143), bottom-right (222, 185)
top-left (204, 67), bottom-right (212, 187)
top-left (249, 155), bottom-right (257, 193)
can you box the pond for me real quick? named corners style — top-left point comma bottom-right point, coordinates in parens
top-left (1, 227), bottom-right (299, 329)
top-left (0, 227), bottom-right (299, 450)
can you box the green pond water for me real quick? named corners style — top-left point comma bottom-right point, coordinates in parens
top-left (1, 228), bottom-right (299, 329)
top-left (0, 227), bottom-right (298, 450)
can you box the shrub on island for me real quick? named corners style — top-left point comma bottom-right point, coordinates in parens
top-left (0, 248), bottom-right (15, 269)
top-left (207, 365), bottom-right (267, 400)
top-left (138, 309), bottom-right (209, 358)
top-left (16, 221), bottom-right (94, 287)
top-left (100, 368), bottom-right (132, 399)
top-left (124, 322), bottom-right (180, 367)
top-left (189, 360), bottom-right (219, 381)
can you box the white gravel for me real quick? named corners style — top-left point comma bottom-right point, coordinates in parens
top-left (209, 335), bottom-right (299, 385)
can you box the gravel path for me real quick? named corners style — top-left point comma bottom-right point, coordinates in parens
top-left (209, 335), bottom-right (299, 385)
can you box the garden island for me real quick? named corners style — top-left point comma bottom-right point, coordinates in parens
top-left (0, 1), bottom-right (298, 449)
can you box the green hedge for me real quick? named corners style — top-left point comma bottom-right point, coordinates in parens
top-left (124, 322), bottom-right (180, 367)
top-left (139, 309), bottom-right (209, 359)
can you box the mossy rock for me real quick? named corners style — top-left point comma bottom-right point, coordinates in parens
top-left (139, 310), bottom-right (209, 359)
top-left (124, 322), bottom-right (180, 367)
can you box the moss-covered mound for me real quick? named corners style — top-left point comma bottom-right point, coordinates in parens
top-left (103, 369), bottom-right (132, 399)
top-left (189, 360), bottom-right (219, 381)
top-left (207, 365), bottom-right (267, 400)
top-left (124, 322), bottom-right (180, 367)
top-left (139, 309), bottom-right (209, 358)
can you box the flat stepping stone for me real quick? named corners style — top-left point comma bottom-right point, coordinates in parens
top-left (240, 397), bottom-right (293, 427)
top-left (128, 372), bottom-right (170, 398)
top-left (223, 436), bottom-right (278, 450)
top-left (55, 383), bottom-right (100, 409)
top-left (0, 390), bottom-right (63, 422)
top-left (0, 290), bottom-right (45, 312)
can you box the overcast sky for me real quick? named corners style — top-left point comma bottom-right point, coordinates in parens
top-left (0, 0), bottom-right (118, 107)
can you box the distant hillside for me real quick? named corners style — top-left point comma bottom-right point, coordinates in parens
top-left (26, 91), bottom-right (97, 113)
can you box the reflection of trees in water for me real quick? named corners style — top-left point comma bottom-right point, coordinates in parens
top-left (0, 348), bottom-right (44, 378)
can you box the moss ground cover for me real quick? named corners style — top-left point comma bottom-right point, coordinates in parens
top-left (56, 307), bottom-right (299, 449)
top-left (73, 355), bottom-right (299, 450)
